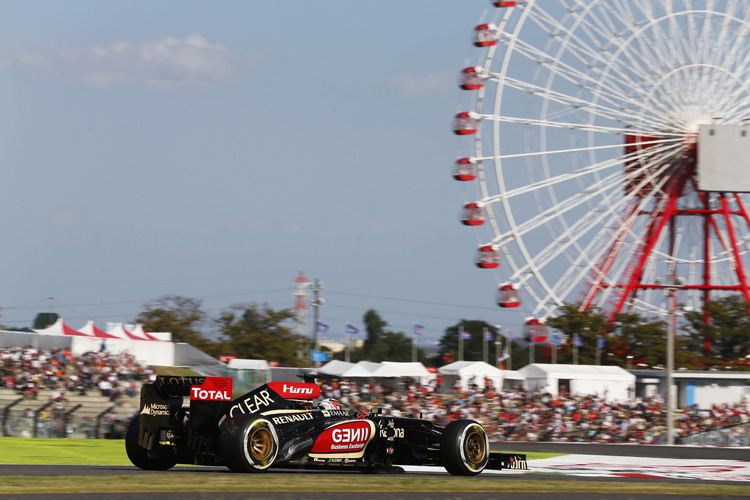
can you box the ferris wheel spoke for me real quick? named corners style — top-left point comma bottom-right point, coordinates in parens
top-left (493, 73), bottom-right (666, 127)
top-left (527, 5), bottom-right (664, 109)
top-left (492, 164), bottom-right (665, 249)
top-left (507, 168), bottom-right (668, 278)
top-left (497, 34), bottom-right (649, 112)
top-left (481, 140), bottom-right (681, 205)
top-left (483, 114), bottom-right (680, 137)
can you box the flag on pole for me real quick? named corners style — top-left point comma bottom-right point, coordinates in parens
top-left (497, 352), bottom-right (510, 363)
top-left (413, 324), bottom-right (424, 336)
top-left (346, 323), bottom-right (359, 334)
top-left (484, 329), bottom-right (493, 341)
top-left (597, 336), bottom-right (605, 348)
top-left (552, 336), bottom-right (562, 347)
top-left (507, 330), bottom-right (513, 341)
top-left (574, 333), bottom-right (582, 347)
top-left (460, 328), bottom-right (471, 340)
top-left (316, 321), bottom-right (329, 333)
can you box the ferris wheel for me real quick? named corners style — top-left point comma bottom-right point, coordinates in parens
top-left (454, 0), bottom-right (750, 326)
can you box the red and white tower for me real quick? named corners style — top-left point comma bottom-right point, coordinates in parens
top-left (292, 272), bottom-right (311, 338)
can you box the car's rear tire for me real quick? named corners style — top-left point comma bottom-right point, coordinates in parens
top-left (221, 418), bottom-right (279, 473)
top-left (125, 415), bottom-right (177, 471)
top-left (440, 419), bottom-right (489, 476)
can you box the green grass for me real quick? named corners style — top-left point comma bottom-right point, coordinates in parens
top-left (0, 437), bottom-right (557, 465)
top-left (0, 438), bottom-right (747, 496)
top-left (0, 437), bottom-right (131, 465)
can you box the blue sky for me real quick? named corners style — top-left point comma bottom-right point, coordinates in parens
top-left (0, 0), bottom-right (529, 346)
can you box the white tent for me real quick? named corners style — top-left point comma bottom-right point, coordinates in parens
top-left (519, 364), bottom-right (635, 401)
top-left (438, 361), bottom-right (523, 391)
top-left (227, 358), bottom-right (270, 371)
top-left (374, 362), bottom-right (434, 384)
top-left (34, 318), bottom-right (91, 337)
top-left (106, 322), bottom-right (145, 341)
top-left (318, 360), bottom-right (377, 379)
top-left (318, 361), bottom-right (433, 384)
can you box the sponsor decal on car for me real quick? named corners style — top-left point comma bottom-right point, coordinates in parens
top-left (228, 389), bottom-right (275, 418)
top-left (268, 382), bottom-right (320, 399)
top-left (271, 412), bottom-right (314, 425)
top-left (309, 420), bottom-right (376, 458)
top-left (140, 403), bottom-right (170, 416)
top-left (190, 377), bottom-right (233, 401)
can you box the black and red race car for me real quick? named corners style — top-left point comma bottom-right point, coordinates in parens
top-left (126, 374), bottom-right (528, 475)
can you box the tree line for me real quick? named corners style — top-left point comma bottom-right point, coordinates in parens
top-left (18, 294), bottom-right (747, 370)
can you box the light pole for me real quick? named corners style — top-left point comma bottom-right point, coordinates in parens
top-left (310, 279), bottom-right (325, 368)
top-left (665, 275), bottom-right (682, 446)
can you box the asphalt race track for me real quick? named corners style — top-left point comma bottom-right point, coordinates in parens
top-left (1, 443), bottom-right (748, 500)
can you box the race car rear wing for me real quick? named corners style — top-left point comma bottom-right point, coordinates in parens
top-left (137, 375), bottom-right (231, 452)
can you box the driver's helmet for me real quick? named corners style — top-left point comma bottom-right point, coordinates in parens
top-left (318, 398), bottom-right (342, 410)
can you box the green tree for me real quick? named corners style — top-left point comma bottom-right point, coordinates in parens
top-left (216, 304), bottom-right (307, 367)
top-left (345, 310), bottom-right (423, 362)
top-left (437, 320), bottom-right (499, 364)
top-left (135, 295), bottom-right (217, 355)
top-left (546, 303), bottom-right (701, 369)
top-left (684, 295), bottom-right (750, 370)
top-left (546, 305), bottom-right (614, 365)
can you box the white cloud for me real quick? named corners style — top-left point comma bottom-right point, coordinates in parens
top-left (0, 34), bottom-right (250, 88)
top-left (386, 72), bottom-right (452, 97)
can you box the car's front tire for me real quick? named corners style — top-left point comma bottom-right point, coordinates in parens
top-left (221, 418), bottom-right (279, 473)
top-left (440, 419), bottom-right (489, 476)
top-left (125, 415), bottom-right (177, 471)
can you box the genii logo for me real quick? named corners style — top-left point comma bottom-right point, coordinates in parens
top-left (268, 382), bottom-right (320, 399)
top-left (190, 377), bottom-right (233, 401)
top-left (311, 420), bottom-right (374, 453)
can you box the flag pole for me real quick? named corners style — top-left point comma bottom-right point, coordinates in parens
top-left (345, 329), bottom-right (350, 363)
top-left (459, 325), bottom-right (464, 361)
top-left (482, 327), bottom-right (488, 364)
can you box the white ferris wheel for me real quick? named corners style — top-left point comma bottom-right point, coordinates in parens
top-left (454, 0), bottom-right (750, 330)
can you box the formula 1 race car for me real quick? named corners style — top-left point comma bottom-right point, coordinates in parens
top-left (126, 374), bottom-right (528, 475)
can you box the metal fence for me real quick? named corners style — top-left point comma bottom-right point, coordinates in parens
top-left (681, 423), bottom-right (750, 447)
top-left (2, 403), bottom-right (130, 439)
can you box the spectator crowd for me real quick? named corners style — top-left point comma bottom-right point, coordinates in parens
top-left (1, 345), bottom-right (748, 444)
top-left (1, 346), bottom-right (153, 438)
top-left (318, 377), bottom-right (750, 445)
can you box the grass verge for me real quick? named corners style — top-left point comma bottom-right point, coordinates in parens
top-left (0, 438), bottom-right (747, 496)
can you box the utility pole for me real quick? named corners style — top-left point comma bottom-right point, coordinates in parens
top-left (665, 273), bottom-right (682, 446)
top-left (310, 279), bottom-right (325, 368)
top-left (482, 327), bottom-right (488, 364)
top-left (495, 325), bottom-right (502, 368)
top-left (458, 325), bottom-right (464, 361)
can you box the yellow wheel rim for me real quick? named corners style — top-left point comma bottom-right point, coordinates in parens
top-left (249, 427), bottom-right (273, 461)
top-left (464, 430), bottom-right (486, 465)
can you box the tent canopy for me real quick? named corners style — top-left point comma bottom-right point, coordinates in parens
top-left (438, 361), bottom-right (523, 390)
top-left (519, 363), bottom-right (635, 401)
top-left (78, 321), bottom-right (119, 339)
top-left (34, 318), bottom-right (90, 337)
top-left (318, 360), bottom-right (432, 382)
top-left (227, 358), bottom-right (270, 371)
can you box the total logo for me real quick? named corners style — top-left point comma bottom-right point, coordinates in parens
top-left (190, 377), bottom-right (233, 401)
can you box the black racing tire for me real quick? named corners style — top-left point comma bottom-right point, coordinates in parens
top-left (220, 418), bottom-right (279, 473)
top-left (440, 419), bottom-right (489, 476)
top-left (125, 415), bottom-right (177, 471)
